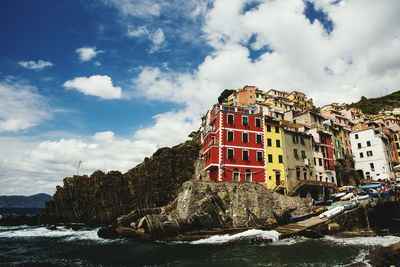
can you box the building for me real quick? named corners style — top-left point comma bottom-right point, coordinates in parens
top-left (264, 116), bottom-right (286, 192)
top-left (201, 104), bottom-right (265, 183)
top-left (308, 128), bottom-right (336, 184)
top-left (226, 85), bottom-right (265, 106)
top-left (281, 123), bottom-right (315, 193)
top-left (350, 128), bottom-right (395, 181)
top-left (286, 91), bottom-right (314, 111)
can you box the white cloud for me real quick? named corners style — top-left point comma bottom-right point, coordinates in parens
top-left (127, 26), bottom-right (166, 52)
top-left (19, 60), bottom-right (54, 70)
top-left (63, 75), bottom-right (122, 99)
top-left (75, 46), bottom-right (104, 62)
top-left (127, 0), bottom-right (400, 153)
top-left (0, 132), bottom-right (158, 195)
top-left (0, 79), bottom-right (50, 132)
top-left (127, 25), bottom-right (149, 37)
top-left (102, 0), bottom-right (161, 18)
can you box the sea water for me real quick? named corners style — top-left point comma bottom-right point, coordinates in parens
top-left (1, 225), bottom-right (400, 266)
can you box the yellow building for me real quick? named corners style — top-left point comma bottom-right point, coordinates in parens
top-left (286, 91), bottom-right (314, 111)
top-left (264, 116), bottom-right (286, 194)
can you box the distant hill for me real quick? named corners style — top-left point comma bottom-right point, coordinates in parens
top-left (0, 193), bottom-right (52, 208)
top-left (348, 90), bottom-right (400, 115)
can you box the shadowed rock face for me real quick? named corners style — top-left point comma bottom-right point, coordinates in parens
top-left (114, 181), bottom-right (314, 240)
top-left (39, 139), bottom-right (201, 224)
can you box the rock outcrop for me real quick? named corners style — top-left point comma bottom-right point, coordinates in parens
top-left (110, 180), bottom-right (313, 241)
top-left (39, 138), bottom-right (201, 224)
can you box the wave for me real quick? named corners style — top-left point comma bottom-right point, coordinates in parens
top-left (269, 236), bottom-right (309, 246)
top-left (0, 226), bottom-right (122, 243)
top-left (190, 229), bottom-right (280, 245)
top-left (324, 235), bottom-right (400, 247)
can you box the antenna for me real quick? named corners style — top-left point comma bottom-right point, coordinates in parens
top-left (77, 160), bottom-right (82, 175)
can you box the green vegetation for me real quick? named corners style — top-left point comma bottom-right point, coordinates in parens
top-left (348, 90), bottom-right (400, 114)
top-left (218, 89), bottom-right (236, 104)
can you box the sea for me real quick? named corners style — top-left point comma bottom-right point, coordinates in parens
top-left (1, 209), bottom-right (400, 267)
top-left (1, 224), bottom-right (400, 267)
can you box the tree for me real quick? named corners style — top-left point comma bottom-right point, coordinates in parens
top-left (218, 89), bottom-right (236, 104)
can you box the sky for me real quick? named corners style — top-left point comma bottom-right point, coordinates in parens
top-left (1, 0), bottom-right (400, 195)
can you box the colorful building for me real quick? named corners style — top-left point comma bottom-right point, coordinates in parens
top-left (264, 116), bottom-right (286, 193)
top-left (201, 104), bottom-right (265, 183)
top-left (350, 128), bottom-right (395, 181)
top-left (281, 123), bottom-right (315, 194)
top-left (226, 85), bottom-right (265, 106)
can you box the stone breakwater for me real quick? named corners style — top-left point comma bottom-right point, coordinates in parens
top-left (104, 180), bottom-right (314, 241)
top-left (39, 139), bottom-right (201, 225)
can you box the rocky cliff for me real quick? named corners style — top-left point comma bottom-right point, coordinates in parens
top-left (39, 137), bottom-right (201, 224)
top-left (109, 180), bottom-right (313, 241)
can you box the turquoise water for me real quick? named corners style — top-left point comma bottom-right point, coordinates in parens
top-left (1, 226), bottom-right (399, 266)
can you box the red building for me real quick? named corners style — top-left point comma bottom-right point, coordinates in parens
top-left (320, 132), bottom-right (335, 171)
top-left (201, 104), bottom-right (265, 183)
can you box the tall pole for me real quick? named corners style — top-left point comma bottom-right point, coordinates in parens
top-left (77, 160), bottom-right (82, 175)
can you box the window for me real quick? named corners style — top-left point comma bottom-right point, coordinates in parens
top-left (395, 135), bottom-right (398, 141)
top-left (301, 150), bottom-right (306, 159)
top-left (278, 155), bottom-right (283, 163)
top-left (358, 143), bottom-right (362, 149)
top-left (227, 149), bottom-right (234, 160)
top-left (314, 157), bottom-right (316, 165)
top-left (366, 151), bottom-right (373, 157)
top-left (232, 169), bottom-right (240, 182)
top-left (359, 152), bottom-right (364, 158)
top-left (314, 145), bottom-right (319, 152)
top-left (303, 168), bottom-right (307, 180)
top-left (365, 172), bottom-right (371, 179)
top-left (266, 125), bottom-right (271, 132)
top-left (296, 167), bottom-right (301, 180)
top-left (243, 150), bottom-right (249, 161)
top-left (331, 177), bottom-right (335, 183)
top-left (370, 163), bottom-right (375, 171)
top-left (242, 116), bottom-right (248, 126)
top-left (267, 138), bottom-right (272, 146)
top-left (276, 139), bottom-right (281, 147)
top-left (275, 127), bottom-right (280, 133)
top-left (227, 114), bottom-right (234, 124)
top-left (243, 132), bottom-right (248, 143)
top-left (367, 141), bottom-right (371, 147)
top-left (292, 135), bottom-right (299, 144)
top-left (256, 134), bottom-right (262, 144)
top-left (355, 134), bottom-right (359, 139)
top-left (227, 131), bottom-right (234, 141)
top-left (300, 137), bottom-right (305, 145)
top-left (294, 149), bottom-right (299, 159)
top-left (397, 143), bottom-right (400, 150)
top-left (336, 140), bottom-right (340, 148)
top-left (245, 169), bottom-right (252, 182)
top-left (319, 158), bottom-right (322, 166)
top-left (255, 118), bottom-right (261, 127)
top-left (268, 154), bottom-right (273, 163)
top-left (257, 151), bottom-right (263, 161)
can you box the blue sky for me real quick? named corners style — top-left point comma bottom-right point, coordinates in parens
top-left (1, 0), bottom-right (400, 195)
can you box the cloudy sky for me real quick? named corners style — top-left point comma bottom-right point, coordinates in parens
top-left (1, 0), bottom-right (399, 195)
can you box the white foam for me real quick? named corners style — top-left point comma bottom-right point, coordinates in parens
top-left (190, 229), bottom-right (280, 245)
top-left (270, 236), bottom-right (309, 246)
top-left (324, 235), bottom-right (400, 247)
top-left (0, 226), bottom-right (119, 243)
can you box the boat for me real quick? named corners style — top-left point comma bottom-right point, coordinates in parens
top-left (312, 207), bottom-right (327, 215)
top-left (331, 192), bottom-right (346, 199)
top-left (356, 194), bottom-right (369, 200)
top-left (338, 186), bottom-right (355, 192)
top-left (358, 184), bottom-right (382, 190)
top-left (326, 206), bottom-right (344, 218)
top-left (340, 192), bottom-right (354, 201)
top-left (289, 213), bottom-right (312, 223)
top-left (343, 201), bottom-right (359, 210)
top-left (312, 199), bottom-right (333, 206)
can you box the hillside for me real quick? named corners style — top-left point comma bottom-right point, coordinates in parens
top-left (39, 136), bottom-right (201, 224)
top-left (348, 90), bottom-right (400, 114)
top-left (0, 193), bottom-right (52, 208)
